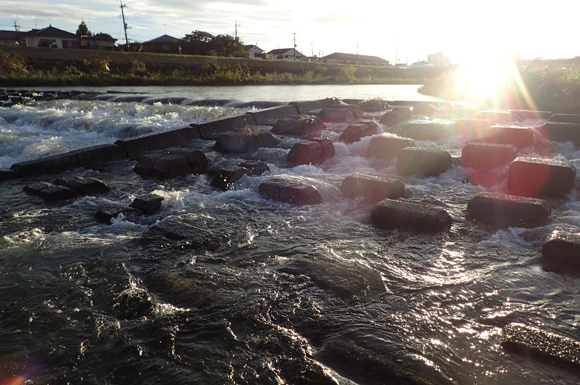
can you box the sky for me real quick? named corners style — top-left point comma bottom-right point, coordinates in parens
top-left (1, 0), bottom-right (579, 64)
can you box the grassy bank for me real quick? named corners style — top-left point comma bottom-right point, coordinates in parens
top-left (419, 59), bottom-right (580, 114)
top-left (0, 46), bottom-right (446, 87)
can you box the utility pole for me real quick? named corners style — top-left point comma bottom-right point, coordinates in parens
top-left (292, 31), bottom-right (297, 61)
top-left (13, 20), bottom-right (20, 32)
top-left (235, 21), bottom-right (241, 41)
top-left (120, 1), bottom-right (129, 51)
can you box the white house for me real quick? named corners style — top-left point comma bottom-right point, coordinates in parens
top-left (17, 25), bottom-right (78, 49)
top-left (266, 48), bottom-right (306, 61)
top-left (244, 45), bottom-right (264, 59)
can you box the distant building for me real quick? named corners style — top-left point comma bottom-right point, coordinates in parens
top-left (410, 60), bottom-right (434, 67)
top-left (17, 25), bottom-right (78, 49)
top-left (79, 33), bottom-right (116, 51)
top-left (266, 48), bottom-right (306, 61)
top-left (142, 35), bottom-right (180, 53)
top-left (320, 53), bottom-right (390, 66)
top-left (427, 52), bottom-right (450, 66)
top-left (244, 45), bottom-right (264, 59)
top-left (0, 30), bottom-right (20, 46)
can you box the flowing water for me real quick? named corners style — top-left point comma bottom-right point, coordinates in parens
top-left (0, 85), bottom-right (579, 385)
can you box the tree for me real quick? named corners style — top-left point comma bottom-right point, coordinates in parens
top-left (210, 34), bottom-right (247, 58)
top-left (76, 21), bottom-right (91, 37)
top-left (181, 30), bottom-right (214, 56)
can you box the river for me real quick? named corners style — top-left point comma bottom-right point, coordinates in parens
top-left (0, 84), bottom-right (578, 385)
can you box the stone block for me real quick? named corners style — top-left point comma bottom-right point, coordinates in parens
top-left (213, 131), bottom-right (280, 154)
top-left (475, 110), bottom-right (513, 123)
top-left (231, 101), bottom-right (285, 109)
top-left (271, 117), bottom-right (323, 136)
top-left (485, 126), bottom-right (535, 149)
top-left (452, 119), bottom-right (492, 140)
top-left (502, 323), bottom-right (580, 371)
top-left (539, 122), bottom-right (580, 145)
top-left (461, 142), bottom-right (517, 171)
top-left (53, 176), bottom-right (110, 195)
top-left (245, 105), bottom-right (298, 125)
top-left (508, 157), bottom-right (576, 198)
top-left (287, 138), bottom-right (334, 166)
top-left (412, 102), bottom-right (438, 116)
top-left (549, 113), bottom-right (580, 124)
top-left (288, 99), bottom-right (341, 114)
top-left (509, 109), bottom-right (552, 121)
top-left (339, 124), bottom-right (365, 144)
top-left (210, 166), bottom-right (250, 191)
top-left (190, 115), bottom-right (256, 140)
top-left (397, 147), bottom-right (452, 177)
top-left (340, 174), bottom-right (405, 201)
top-left (318, 105), bottom-right (362, 123)
top-left (134, 148), bottom-right (208, 179)
top-left (366, 135), bottom-right (415, 161)
top-left (23, 181), bottom-right (80, 201)
top-left (185, 99), bottom-right (233, 106)
top-left (258, 176), bottom-right (322, 205)
top-left (371, 198), bottom-right (452, 232)
top-left (541, 229), bottom-right (580, 273)
top-left (115, 126), bottom-right (201, 158)
top-left (402, 122), bottom-right (448, 141)
top-left (379, 107), bottom-right (412, 127)
top-left (95, 206), bottom-right (143, 224)
top-left (130, 194), bottom-right (164, 215)
top-left (239, 160), bottom-right (270, 176)
top-left (466, 192), bottom-right (550, 228)
top-left (0, 168), bottom-right (19, 180)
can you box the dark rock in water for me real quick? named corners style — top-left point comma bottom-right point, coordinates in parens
top-left (402, 122), bottom-right (449, 141)
top-left (134, 147), bottom-right (208, 179)
top-left (186, 98), bottom-right (233, 106)
top-left (259, 176), bottom-right (322, 205)
top-left (371, 198), bottom-right (452, 232)
top-left (341, 174), bottom-right (405, 202)
top-left (501, 323), bottom-right (580, 371)
top-left (271, 116), bottom-right (323, 136)
top-left (115, 126), bottom-right (202, 158)
top-left (144, 271), bottom-right (214, 308)
top-left (239, 160), bottom-right (270, 176)
top-left (113, 288), bottom-right (155, 320)
top-left (0, 168), bottom-right (18, 180)
top-left (397, 147), bottom-right (452, 177)
top-left (549, 113), bottom-right (580, 124)
top-left (379, 107), bottom-right (412, 127)
top-left (366, 135), bottom-right (415, 161)
top-left (508, 157), bottom-right (576, 198)
top-left (54, 175), bottom-right (110, 195)
top-left (485, 126), bottom-right (536, 150)
top-left (539, 122), bottom-right (580, 146)
top-left (94, 206), bottom-right (143, 224)
top-left (246, 105), bottom-right (299, 125)
top-left (461, 142), bottom-right (517, 171)
top-left (280, 260), bottom-right (385, 299)
top-left (213, 131), bottom-right (280, 154)
top-left (466, 192), bottom-right (550, 228)
top-left (509, 109), bottom-right (552, 121)
top-left (130, 194), bottom-right (164, 215)
top-left (358, 99), bottom-right (389, 112)
top-left (541, 229), bottom-right (580, 274)
top-left (452, 119), bottom-right (492, 140)
top-left (288, 98), bottom-right (342, 114)
top-left (412, 102), bottom-right (438, 116)
top-left (316, 340), bottom-right (453, 385)
top-left (318, 105), bottom-right (362, 123)
top-left (147, 216), bottom-right (226, 248)
top-left (211, 166), bottom-right (251, 191)
top-left (475, 110), bottom-right (512, 123)
top-left (287, 138), bottom-right (334, 166)
top-left (339, 124), bottom-right (366, 144)
top-left (23, 181), bottom-right (80, 201)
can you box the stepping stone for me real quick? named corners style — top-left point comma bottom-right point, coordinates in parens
top-left (466, 192), bottom-right (550, 228)
top-left (287, 138), bottom-right (334, 166)
top-left (371, 198), bottom-right (452, 232)
top-left (541, 229), bottom-right (580, 273)
top-left (23, 182), bottom-right (80, 201)
top-left (213, 131), bottom-right (280, 154)
top-left (53, 175), bottom-right (109, 195)
top-left (210, 166), bottom-right (251, 191)
top-left (549, 113), bottom-right (580, 124)
top-left (461, 142), bottom-right (517, 171)
top-left (379, 107), bottom-right (412, 127)
top-left (94, 206), bottom-right (143, 224)
top-left (366, 135), bottom-right (415, 161)
top-left (258, 176), bottom-right (322, 205)
top-left (509, 109), bottom-right (552, 121)
top-left (539, 122), bottom-right (580, 145)
top-left (130, 194), bottom-right (164, 215)
top-left (412, 102), bottom-right (438, 116)
top-left (508, 157), bottom-right (576, 198)
top-left (340, 174), bottom-right (405, 201)
top-left (318, 106), bottom-right (362, 122)
top-left (271, 116), bottom-right (323, 136)
top-left (134, 147), bottom-right (208, 179)
top-left (502, 323), bottom-right (580, 371)
top-left (452, 119), bottom-right (492, 140)
top-left (475, 110), bottom-right (512, 123)
top-left (486, 126), bottom-right (535, 149)
top-left (397, 147), bottom-right (452, 177)
top-left (402, 122), bottom-right (448, 140)
top-left (238, 160), bottom-right (270, 176)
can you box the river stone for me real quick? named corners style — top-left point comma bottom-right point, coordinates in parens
top-left (412, 102), bottom-right (438, 116)
top-left (238, 160), bottom-right (270, 176)
top-left (541, 229), bottom-right (580, 273)
top-left (114, 288), bottom-right (155, 320)
top-left (402, 122), bottom-right (449, 141)
top-left (366, 135), bottom-right (415, 161)
top-left (147, 216), bottom-right (226, 249)
top-left (475, 110), bottom-right (513, 123)
top-left (340, 174), bottom-right (405, 201)
top-left (397, 147), bottom-right (452, 177)
top-left (371, 198), bottom-right (452, 232)
top-left (317, 105), bottom-right (362, 123)
top-left (95, 206), bottom-right (143, 224)
top-left (485, 126), bottom-right (535, 149)
top-left (23, 181), bottom-right (80, 201)
top-left (258, 176), bottom-right (322, 205)
top-left (452, 119), bottom-right (492, 140)
top-left (358, 99), bottom-right (389, 112)
top-left (213, 131), bottom-right (280, 154)
top-left (53, 175), bottom-right (110, 195)
top-left (339, 124), bottom-right (366, 144)
top-left (134, 147), bottom-right (208, 179)
top-left (379, 107), bottom-right (412, 127)
top-left (130, 194), bottom-right (164, 215)
top-left (210, 166), bottom-right (251, 191)
top-left (549, 113), bottom-right (580, 124)
top-left (508, 157), bottom-right (576, 198)
top-left (271, 116), bottom-right (323, 136)
top-left (466, 192), bottom-right (550, 228)
top-left (509, 109), bottom-right (552, 121)
top-left (501, 323), bottom-right (580, 371)
top-left (539, 122), bottom-right (580, 146)
top-left (287, 138), bottom-right (334, 166)
top-left (461, 142), bottom-right (517, 171)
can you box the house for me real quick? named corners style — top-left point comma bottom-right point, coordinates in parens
top-left (142, 35), bottom-right (180, 54)
top-left (410, 60), bottom-right (434, 68)
top-left (79, 33), bottom-right (116, 51)
top-left (244, 45), bottom-right (264, 59)
top-left (320, 53), bottom-right (390, 66)
top-left (17, 25), bottom-right (78, 49)
top-left (0, 30), bottom-right (20, 46)
top-left (266, 48), bottom-right (306, 61)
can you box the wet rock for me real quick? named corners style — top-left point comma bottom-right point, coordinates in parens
top-left (258, 176), bottom-right (322, 205)
top-left (246, 105), bottom-right (299, 125)
top-left (210, 166), bottom-right (251, 191)
top-left (541, 229), bottom-right (580, 273)
top-left (213, 131), bottom-right (280, 154)
top-left (115, 126), bottom-right (202, 158)
top-left (508, 157), bottom-right (576, 198)
top-left (53, 175), bottom-right (110, 195)
top-left (452, 119), bottom-right (492, 140)
top-left (239, 160), bottom-right (270, 176)
top-left (371, 198), bottom-right (452, 232)
top-left (94, 206), bottom-right (143, 224)
top-left (0, 168), bottom-right (18, 180)
top-left (397, 147), bottom-right (452, 177)
top-left (461, 142), bottom-right (517, 171)
top-left (341, 174), bottom-right (405, 201)
top-left (318, 105), bottom-right (362, 123)
top-left (339, 124), bottom-right (366, 144)
top-left (288, 98), bottom-right (342, 114)
top-left (357, 99), bottom-right (389, 112)
top-left (287, 138), bottom-right (334, 166)
top-left (549, 113), bottom-right (580, 124)
top-left (466, 192), bottom-right (550, 228)
top-left (144, 271), bottom-right (213, 308)
top-left (475, 110), bottom-right (512, 123)
top-left (147, 216), bottom-right (226, 248)
top-left (114, 288), bottom-right (155, 320)
top-left (485, 126), bottom-right (536, 149)
top-left (379, 107), bottom-right (412, 127)
top-left (366, 135), bottom-right (415, 161)
top-left (130, 194), bottom-right (164, 215)
top-left (134, 147), bottom-right (208, 179)
top-left (23, 181), bottom-right (80, 201)
top-left (539, 122), bottom-right (580, 146)
top-left (402, 122), bottom-right (449, 141)
top-left (501, 323), bottom-right (580, 371)
top-left (191, 114), bottom-right (256, 140)
top-left (509, 109), bottom-right (552, 121)
top-left (271, 116), bottom-right (323, 136)
top-left (412, 102), bottom-right (438, 116)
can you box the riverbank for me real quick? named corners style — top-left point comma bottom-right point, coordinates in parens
top-left (0, 46), bottom-right (449, 87)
